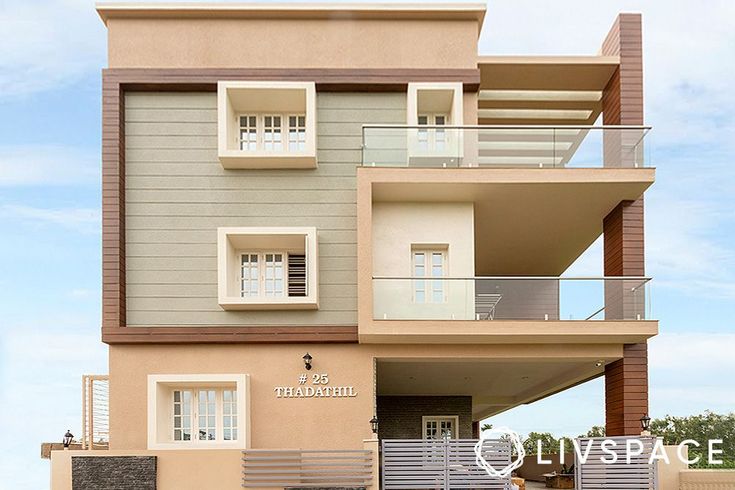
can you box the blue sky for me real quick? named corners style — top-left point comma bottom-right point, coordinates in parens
top-left (0, 1), bottom-right (733, 488)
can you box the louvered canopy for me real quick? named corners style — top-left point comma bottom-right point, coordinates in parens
top-left (477, 56), bottom-right (620, 166)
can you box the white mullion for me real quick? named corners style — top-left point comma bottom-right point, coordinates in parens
top-left (259, 252), bottom-right (266, 295)
top-left (216, 389), bottom-right (224, 444)
top-left (284, 251), bottom-right (289, 297)
top-left (190, 390), bottom-right (198, 446)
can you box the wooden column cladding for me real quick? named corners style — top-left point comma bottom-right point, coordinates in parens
top-left (605, 344), bottom-right (649, 436)
top-left (102, 75), bottom-right (125, 331)
top-left (600, 14), bottom-right (649, 437)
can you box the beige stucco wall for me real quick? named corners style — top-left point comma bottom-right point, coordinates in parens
top-left (106, 18), bottom-right (480, 69)
top-left (51, 449), bottom-right (243, 490)
top-left (108, 343), bottom-right (622, 450)
top-left (372, 202), bottom-right (475, 320)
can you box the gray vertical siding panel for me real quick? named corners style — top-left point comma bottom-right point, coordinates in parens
top-left (125, 92), bottom-right (405, 326)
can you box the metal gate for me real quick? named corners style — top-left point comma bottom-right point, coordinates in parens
top-left (382, 439), bottom-right (512, 490)
top-left (575, 436), bottom-right (658, 490)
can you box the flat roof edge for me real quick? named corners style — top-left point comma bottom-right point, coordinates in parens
top-left (95, 2), bottom-right (487, 25)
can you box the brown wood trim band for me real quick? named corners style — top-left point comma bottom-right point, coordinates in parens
top-left (103, 67), bottom-right (481, 92)
top-left (102, 326), bottom-right (359, 344)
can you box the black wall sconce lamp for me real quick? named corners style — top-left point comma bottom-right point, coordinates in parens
top-left (640, 414), bottom-right (651, 433)
top-left (303, 352), bottom-right (313, 370)
top-left (370, 416), bottom-right (379, 435)
top-left (63, 430), bottom-right (74, 449)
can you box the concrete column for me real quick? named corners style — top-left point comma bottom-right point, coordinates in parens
top-left (363, 438), bottom-right (380, 490)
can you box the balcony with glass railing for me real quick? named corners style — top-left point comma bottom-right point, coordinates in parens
top-left (361, 125), bottom-right (651, 169)
top-left (372, 277), bottom-right (650, 322)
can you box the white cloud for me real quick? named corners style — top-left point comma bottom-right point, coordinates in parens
top-left (0, 0), bottom-right (106, 98)
top-left (650, 333), bottom-right (735, 371)
top-left (0, 145), bottom-right (99, 186)
top-left (649, 333), bottom-right (735, 415)
top-left (0, 204), bottom-right (100, 234)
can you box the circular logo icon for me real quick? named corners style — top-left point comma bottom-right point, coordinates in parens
top-left (474, 426), bottom-right (526, 478)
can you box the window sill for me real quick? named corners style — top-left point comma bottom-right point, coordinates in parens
top-left (148, 441), bottom-right (245, 451)
top-left (218, 296), bottom-right (319, 311)
top-left (218, 151), bottom-right (317, 169)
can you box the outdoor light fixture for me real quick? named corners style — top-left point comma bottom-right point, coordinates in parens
top-left (303, 352), bottom-right (313, 370)
top-left (63, 430), bottom-right (74, 449)
top-left (595, 360), bottom-right (605, 367)
top-left (640, 414), bottom-right (651, 432)
top-left (370, 416), bottom-right (379, 435)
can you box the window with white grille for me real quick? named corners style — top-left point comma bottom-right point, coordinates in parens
top-left (418, 113), bottom-right (449, 151)
top-left (240, 252), bottom-right (299, 299)
top-left (239, 115), bottom-right (257, 151)
top-left (263, 115), bottom-right (283, 151)
top-left (288, 115), bottom-right (307, 151)
top-left (423, 416), bottom-right (458, 439)
top-left (223, 389), bottom-right (238, 441)
top-left (413, 248), bottom-right (447, 304)
top-left (171, 387), bottom-right (238, 445)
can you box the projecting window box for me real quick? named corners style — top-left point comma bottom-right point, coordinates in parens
top-left (217, 227), bottom-right (319, 310)
top-left (407, 82), bottom-right (464, 166)
top-left (217, 81), bottom-right (317, 169)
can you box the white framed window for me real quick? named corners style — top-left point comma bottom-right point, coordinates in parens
top-left (240, 253), bottom-right (260, 297)
top-left (172, 389), bottom-right (192, 441)
top-left (239, 115), bottom-right (258, 151)
top-left (237, 114), bottom-right (307, 153)
top-left (263, 115), bottom-right (283, 151)
top-left (413, 248), bottom-right (447, 304)
top-left (423, 416), bottom-right (458, 440)
top-left (418, 113), bottom-right (449, 151)
top-left (171, 388), bottom-right (232, 444)
top-left (240, 252), bottom-right (286, 298)
top-left (288, 115), bottom-right (307, 151)
top-left (222, 389), bottom-right (238, 442)
top-left (148, 374), bottom-right (249, 450)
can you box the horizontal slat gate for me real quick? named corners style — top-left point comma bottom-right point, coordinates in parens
top-left (382, 439), bottom-right (512, 490)
top-left (242, 449), bottom-right (373, 488)
top-left (575, 436), bottom-right (658, 490)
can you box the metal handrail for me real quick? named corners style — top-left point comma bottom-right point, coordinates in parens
top-left (362, 124), bottom-right (653, 130)
top-left (373, 276), bottom-right (651, 281)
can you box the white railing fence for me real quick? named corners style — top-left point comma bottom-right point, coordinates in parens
top-left (81, 374), bottom-right (109, 450)
top-left (575, 436), bottom-right (658, 490)
top-left (382, 439), bottom-right (512, 490)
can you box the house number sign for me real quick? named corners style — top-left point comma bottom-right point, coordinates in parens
top-left (274, 373), bottom-right (358, 398)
